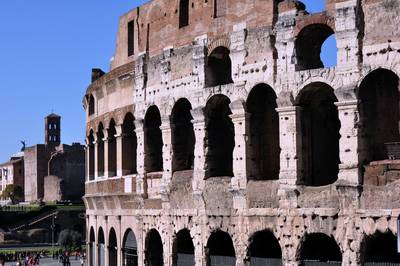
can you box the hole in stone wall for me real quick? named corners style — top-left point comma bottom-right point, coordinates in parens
top-left (363, 231), bottom-right (400, 263)
top-left (248, 230), bottom-right (282, 264)
top-left (122, 113), bottom-right (137, 175)
top-left (97, 123), bottom-right (105, 178)
top-left (123, 229), bottom-right (138, 266)
top-left (108, 119), bottom-right (117, 177)
top-left (295, 24), bottom-right (336, 71)
top-left (246, 84), bottom-right (280, 180)
top-left (173, 229), bottom-right (195, 266)
top-left (296, 82), bottom-right (341, 186)
top-left (299, 233), bottom-right (342, 263)
top-left (205, 46), bottom-right (233, 87)
top-left (172, 98), bottom-right (195, 173)
top-left (359, 69), bottom-right (400, 162)
top-left (205, 94), bottom-right (234, 178)
top-left (145, 229), bottom-right (164, 266)
top-left (144, 106), bottom-right (163, 173)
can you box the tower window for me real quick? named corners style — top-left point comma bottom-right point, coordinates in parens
top-left (128, 21), bottom-right (134, 57)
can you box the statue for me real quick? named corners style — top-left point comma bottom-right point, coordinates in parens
top-left (20, 140), bottom-right (26, 152)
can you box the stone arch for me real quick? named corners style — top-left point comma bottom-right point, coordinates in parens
top-left (89, 227), bottom-right (95, 266)
top-left (109, 228), bottom-right (118, 266)
top-left (296, 82), bottom-right (341, 186)
top-left (179, 0), bottom-right (189, 28)
top-left (88, 130), bottom-right (95, 181)
top-left (361, 231), bottom-right (400, 263)
top-left (89, 94), bottom-right (95, 116)
top-left (107, 119), bottom-right (118, 177)
top-left (171, 98), bottom-right (195, 173)
top-left (298, 233), bottom-right (342, 264)
top-left (98, 227), bottom-right (106, 266)
top-left (122, 113), bottom-right (137, 175)
top-left (246, 84), bottom-right (280, 180)
top-left (295, 23), bottom-right (336, 70)
top-left (144, 106), bottom-right (163, 173)
top-left (205, 46), bottom-right (233, 88)
top-left (247, 230), bottom-right (282, 265)
top-left (358, 68), bottom-right (400, 163)
top-left (172, 229), bottom-right (195, 266)
top-left (123, 228), bottom-right (138, 266)
top-left (97, 123), bottom-right (105, 178)
top-left (206, 230), bottom-right (236, 266)
top-left (145, 229), bottom-right (164, 266)
top-left (204, 94), bottom-right (235, 178)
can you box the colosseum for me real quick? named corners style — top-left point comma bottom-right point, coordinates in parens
top-left (83, 0), bottom-right (400, 265)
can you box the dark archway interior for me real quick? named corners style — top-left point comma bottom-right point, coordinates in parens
top-left (108, 120), bottom-right (117, 177)
top-left (179, 0), bottom-right (189, 28)
top-left (248, 230), bottom-right (282, 259)
top-left (146, 229), bottom-right (164, 266)
top-left (359, 69), bottom-right (400, 162)
top-left (207, 230), bottom-right (235, 257)
top-left (145, 106), bottom-right (163, 173)
top-left (88, 131), bottom-right (95, 181)
top-left (109, 229), bottom-right (118, 266)
top-left (173, 229), bottom-right (195, 266)
top-left (247, 84), bottom-right (280, 180)
top-left (205, 95), bottom-right (234, 178)
top-left (89, 228), bottom-right (95, 266)
top-left (123, 229), bottom-right (138, 266)
top-left (89, 94), bottom-right (95, 116)
top-left (295, 24), bottom-right (335, 71)
top-left (172, 99), bottom-right (195, 173)
top-left (363, 232), bottom-right (400, 263)
top-left (297, 83), bottom-right (341, 186)
top-left (300, 233), bottom-right (342, 263)
top-left (122, 113), bottom-right (137, 175)
top-left (98, 228), bottom-right (105, 266)
top-left (205, 47), bottom-right (233, 87)
top-left (97, 124), bottom-right (105, 178)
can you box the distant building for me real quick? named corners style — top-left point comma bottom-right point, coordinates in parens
top-left (0, 152), bottom-right (24, 197)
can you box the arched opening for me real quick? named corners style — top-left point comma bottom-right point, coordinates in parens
top-left (296, 83), bottom-right (340, 186)
top-left (89, 227), bottom-right (95, 266)
top-left (122, 113), bottom-right (137, 175)
top-left (363, 231), bottom-right (400, 263)
top-left (359, 69), bottom-right (400, 162)
top-left (98, 227), bottom-right (105, 266)
top-left (246, 84), bottom-right (280, 180)
top-left (97, 123), bottom-right (105, 178)
top-left (295, 24), bottom-right (336, 70)
top-left (123, 229), bottom-right (138, 266)
top-left (205, 47), bottom-right (233, 88)
top-left (89, 94), bottom-right (95, 116)
top-left (248, 230), bottom-right (282, 265)
top-left (173, 229), bottom-right (195, 266)
top-left (179, 0), bottom-right (189, 28)
top-left (299, 233), bottom-right (342, 265)
top-left (206, 230), bottom-right (235, 266)
top-left (172, 99), bottom-right (195, 173)
top-left (144, 106), bottom-right (163, 173)
top-left (109, 228), bottom-right (118, 266)
top-left (204, 95), bottom-right (234, 178)
top-left (88, 130), bottom-right (95, 181)
top-left (108, 120), bottom-right (117, 177)
top-left (145, 229), bottom-right (164, 266)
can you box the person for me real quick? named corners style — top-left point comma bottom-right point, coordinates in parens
top-left (80, 255), bottom-right (84, 266)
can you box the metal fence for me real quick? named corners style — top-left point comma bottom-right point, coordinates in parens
top-left (364, 263), bottom-right (400, 266)
top-left (302, 261), bottom-right (341, 266)
top-left (177, 254), bottom-right (195, 266)
top-left (210, 255), bottom-right (236, 266)
top-left (250, 257), bottom-right (282, 266)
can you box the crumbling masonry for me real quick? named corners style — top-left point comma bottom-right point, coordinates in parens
top-left (83, 0), bottom-right (400, 265)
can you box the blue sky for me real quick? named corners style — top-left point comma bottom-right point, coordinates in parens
top-left (0, 0), bottom-right (334, 162)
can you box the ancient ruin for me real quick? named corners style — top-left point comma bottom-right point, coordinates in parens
top-left (83, 0), bottom-right (400, 265)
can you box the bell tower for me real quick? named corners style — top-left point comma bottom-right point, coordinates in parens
top-left (45, 113), bottom-right (61, 146)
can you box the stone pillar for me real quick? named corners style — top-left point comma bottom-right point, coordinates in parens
top-left (134, 52), bottom-right (148, 103)
top-left (105, 217), bottom-right (109, 266)
top-left (135, 119), bottom-right (146, 196)
top-left (115, 125), bottom-right (123, 177)
top-left (230, 23), bottom-right (247, 83)
top-left (276, 106), bottom-right (302, 209)
top-left (160, 116), bottom-right (173, 203)
top-left (335, 100), bottom-right (361, 185)
top-left (190, 107), bottom-right (206, 194)
top-left (192, 35), bottom-right (208, 87)
top-left (103, 128), bottom-right (110, 179)
top-left (229, 100), bottom-right (249, 210)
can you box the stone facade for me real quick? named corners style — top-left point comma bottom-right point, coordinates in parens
top-left (83, 0), bottom-right (400, 265)
top-left (0, 153), bottom-right (24, 199)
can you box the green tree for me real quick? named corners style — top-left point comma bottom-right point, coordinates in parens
top-left (2, 184), bottom-right (23, 204)
top-left (58, 229), bottom-right (82, 250)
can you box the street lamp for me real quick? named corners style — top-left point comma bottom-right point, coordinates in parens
top-left (51, 213), bottom-right (58, 258)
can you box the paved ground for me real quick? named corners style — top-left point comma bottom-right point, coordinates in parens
top-left (5, 257), bottom-right (84, 266)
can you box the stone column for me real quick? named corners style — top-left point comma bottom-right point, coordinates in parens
top-left (103, 128), bottom-right (110, 179)
top-left (192, 35), bottom-right (208, 87)
top-left (229, 100), bottom-right (250, 210)
top-left (276, 106), bottom-right (302, 209)
top-left (105, 217), bottom-right (109, 266)
top-left (335, 100), bottom-right (361, 185)
top-left (190, 107), bottom-right (206, 194)
top-left (230, 23), bottom-right (247, 83)
top-left (135, 119), bottom-right (146, 196)
top-left (85, 143), bottom-right (89, 181)
top-left (160, 116), bottom-right (173, 203)
top-left (115, 125), bottom-right (123, 177)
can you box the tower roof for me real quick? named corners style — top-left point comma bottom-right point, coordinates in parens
top-left (46, 113), bottom-right (61, 118)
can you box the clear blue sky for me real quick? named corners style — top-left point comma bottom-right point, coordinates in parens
top-left (0, 0), bottom-right (334, 162)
